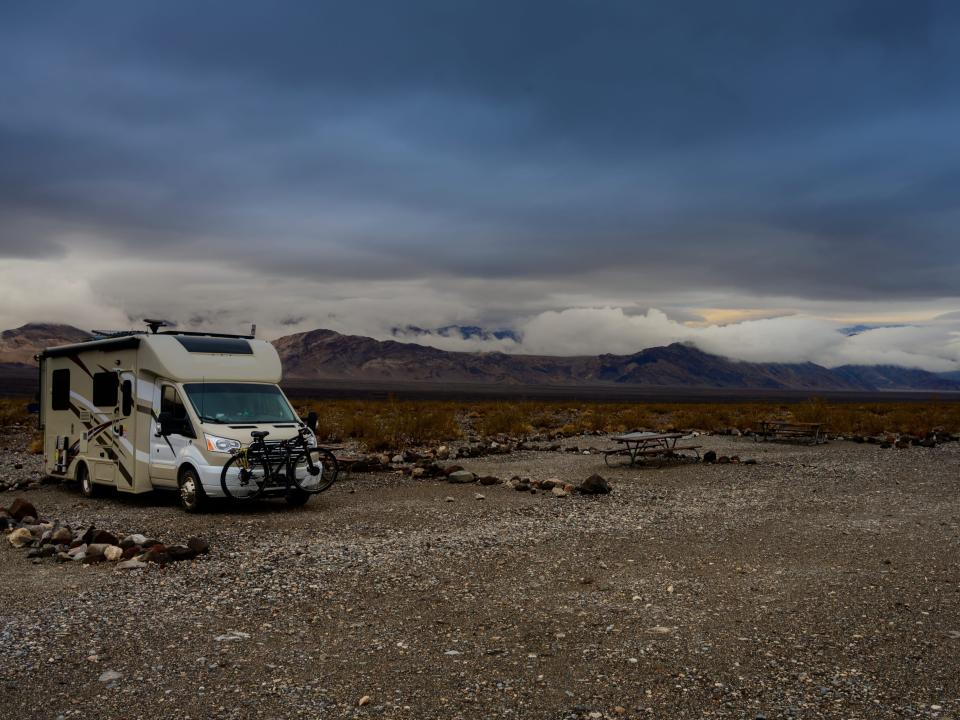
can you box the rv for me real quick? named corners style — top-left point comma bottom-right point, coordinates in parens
top-left (37, 327), bottom-right (318, 512)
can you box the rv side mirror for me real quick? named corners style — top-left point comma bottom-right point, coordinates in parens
top-left (305, 411), bottom-right (318, 433)
top-left (157, 411), bottom-right (179, 436)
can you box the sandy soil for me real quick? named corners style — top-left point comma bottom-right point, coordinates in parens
top-left (1, 431), bottom-right (959, 719)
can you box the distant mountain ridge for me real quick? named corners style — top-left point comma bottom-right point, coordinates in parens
top-left (273, 327), bottom-right (960, 392)
top-left (3, 322), bottom-right (959, 392)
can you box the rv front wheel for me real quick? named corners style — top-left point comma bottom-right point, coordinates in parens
top-left (178, 467), bottom-right (206, 513)
top-left (77, 463), bottom-right (99, 498)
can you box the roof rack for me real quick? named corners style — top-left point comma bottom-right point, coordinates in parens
top-left (157, 330), bottom-right (255, 340)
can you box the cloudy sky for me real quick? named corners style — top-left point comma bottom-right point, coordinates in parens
top-left (1, 1), bottom-right (959, 370)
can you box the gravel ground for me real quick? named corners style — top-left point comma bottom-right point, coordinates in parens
top-left (1, 427), bottom-right (959, 719)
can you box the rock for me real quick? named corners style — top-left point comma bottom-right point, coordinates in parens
top-left (703, 450), bottom-right (717, 464)
top-left (103, 546), bottom-right (123, 562)
top-left (444, 496), bottom-right (455, 503)
top-left (167, 544), bottom-right (196, 562)
top-left (120, 533), bottom-right (147, 549)
top-left (377, 454), bottom-right (391, 466)
top-left (51, 527), bottom-right (73, 544)
top-left (84, 544), bottom-right (108, 563)
top-left (717, 455), bottom-right (731, 464)
top-left (143, 544), bottom-right (171, 565)
top-left (186, 537), bottom-right (210, 555)
top-left (67, 543), bottom-right (87, 557)
top-left (447, 470), bottom-right (476, 484)
top-left (116, 559), bottom-right (147, 571)
top-left (513, 480), bottom-right (531, 492)
top-left (552, 487), bottom-right (569, 498)
top-left (729, 455), bottom-right (741, 464)
top-left (478, 475), bottom-right (500, 486)
top-left (91, 529), bottom-right (119, 545)
top-left (743, 458), bottom-right (757, 465)
top-left (8, 498), bottom-right (38, 522)
top-left (214, 630), bottom-right (250, 642)
top-left (411, 467), bottom-right (425, 478)
top-left (55, 552), bottom-right (72, 563)
top-left (441, 465), bottom-right (464, 476)
top-left (391, 454), bottom-right (404, 464)
top-left (578, 474), bottom-right (611, 495)
top-left (7, 527), bottom-right (34, 548)
top-left (98, 670), bottom-right (122, 683)
top-left (121, 545), bottom-right (142, 560)
top-left (26, 545), bottom-right (56, 558)
top-left (358, 695), bottom-right (371, 707)
top-left (474, 493), bottom-right (485, 501)
top-left (436, 445), bottom-right (450, 460)
top-left (541, 478), bottom-right (559, 490)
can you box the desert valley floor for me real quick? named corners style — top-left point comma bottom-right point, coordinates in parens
top-left (1, 431), bottom-right (959, 719)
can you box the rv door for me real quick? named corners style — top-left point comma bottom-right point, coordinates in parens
top-left (149, 384), bottom-right (194, 486)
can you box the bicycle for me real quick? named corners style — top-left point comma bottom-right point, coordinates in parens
top-left (219, 427), bottom-right (338, 502)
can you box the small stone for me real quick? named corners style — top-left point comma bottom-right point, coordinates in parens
top-left (167, 544), bottom-right (196, 562)
top-left (703, 450), bottom-right (717, 464)
top-left (478, 475), bottom-right (500, 486)
top-left (91, 529), bottom-right (119, 545)
top-left (411, 467), bottom-right (425, 478)
top-left (98, 670), bottom-right (122, 683)
top-left (116, 559), bottom-right (147, 571)
top-left (358, 695), bottom-right (371, 707)
top-left (51, 527), bottom-right (73, 544)
top-left (26, 546), bottom-right (55, 558)
top-left (214, 630), bottom-right (250, 642)
top-left (552, 487), bottom-right (569, 498)
top-left (103, 546), bottom-right (123, 562)
top-left (474, 493), bottom-right (485, 501)
top-left (444, 496), bottom-right (455, 503)
top-left (391, 454), bottom-right (404, 464)
top-left (186, 537), bottom-right (210, 555)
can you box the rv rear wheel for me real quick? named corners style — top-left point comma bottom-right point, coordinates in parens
top-left (77, 463), bottom-right (100, 498)
top-left (178, 467), bottom-right (207, 513)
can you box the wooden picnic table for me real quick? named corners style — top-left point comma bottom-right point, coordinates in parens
top-left (755, 420), bottom-right (823, 444)
top-left (603, 432), bottom-right (701, 467)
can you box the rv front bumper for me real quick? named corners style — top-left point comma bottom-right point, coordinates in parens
top-left (194, 462), bottom-right (320, 498)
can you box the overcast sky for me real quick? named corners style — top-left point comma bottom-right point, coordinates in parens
top-left (1, 1), bottom-right (959, 369)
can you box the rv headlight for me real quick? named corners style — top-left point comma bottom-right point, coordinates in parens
top-left (204, 434), bottom-right (241, 454)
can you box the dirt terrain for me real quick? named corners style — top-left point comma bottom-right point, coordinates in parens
top-left (1, 430), bottom-right (959, 719)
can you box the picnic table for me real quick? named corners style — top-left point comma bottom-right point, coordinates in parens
top-left (602, 432), bottom-right (701, 467)
top-left (755, 421), bottom-right (823, 445)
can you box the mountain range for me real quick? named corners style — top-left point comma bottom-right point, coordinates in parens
top-left (2, 323), bottom-right (959, 392)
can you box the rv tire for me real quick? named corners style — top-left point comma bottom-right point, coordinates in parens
top-left (286, 488), bottom-right (311, 507)
top-left (178, 467), bottom-right (206, 513)
top-left (77, 463), bottom-right (100, 498)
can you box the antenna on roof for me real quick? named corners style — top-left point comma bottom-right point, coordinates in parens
top-left (250, 323), bottom-right (256, 338)
top-left (144, 318), bottom-right (169, 334)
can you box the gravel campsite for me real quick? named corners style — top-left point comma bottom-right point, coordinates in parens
top-left (2, 427), bottom-right (959, 719)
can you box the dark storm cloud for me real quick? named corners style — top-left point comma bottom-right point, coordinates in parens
top-left (1, 0), bottom-right (959, 299)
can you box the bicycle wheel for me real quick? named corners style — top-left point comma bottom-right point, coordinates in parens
top-left (291, 447), bottom-right (338, 494)
top-left (220, 453), bottom-right (267, 501)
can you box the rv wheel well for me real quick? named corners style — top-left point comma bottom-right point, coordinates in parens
top-left (74, 460), bottom-right (88, 481)
top-left (177, 463), bottom-right (198, 482)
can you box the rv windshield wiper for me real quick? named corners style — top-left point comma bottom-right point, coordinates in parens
top-left (198, 415), bottom-right (225, 424)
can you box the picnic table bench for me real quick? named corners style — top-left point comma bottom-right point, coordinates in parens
top-left (602, 432), bottom-right (701, 467)
top-left (755, 421), bottom-right (824, 445)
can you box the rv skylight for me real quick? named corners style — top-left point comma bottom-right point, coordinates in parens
top-left (174, 336), bottom-right (253, 354)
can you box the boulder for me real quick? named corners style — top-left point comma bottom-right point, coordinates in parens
top-left (578, 474), bottom-right (611, 495)
top-left (7, 527), bottom-right (34, 548)
top-left (447, 470), bottom-right (476, 484)
top-left (8, 498), bottom-right (38, 522)
top-left (186, 537), bottom-right (210, 556)
top-left (120, 533), bottom-right (147, 549)
top-left (91, 529), bottom-right (120, 545)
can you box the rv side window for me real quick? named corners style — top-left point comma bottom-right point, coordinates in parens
top-left (161, 386), bottom-right (188, 420)
top-left (51, 369), bottom-right (70, 410)
top-left (92, 372), bottom-right (119, 407)
top-left (121, 380), bottom-right (133, 416)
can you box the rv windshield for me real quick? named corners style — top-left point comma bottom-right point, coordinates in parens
top-left (183, 383), bottom-right (298, 424)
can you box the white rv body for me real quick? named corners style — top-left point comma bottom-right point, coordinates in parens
top-left (37, 332), bottom-right (309, 500)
